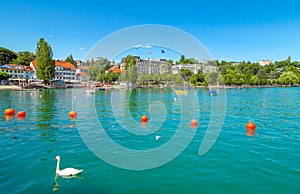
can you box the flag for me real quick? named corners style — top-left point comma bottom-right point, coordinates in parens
top-left (161, 50), bottom-right (165, 53)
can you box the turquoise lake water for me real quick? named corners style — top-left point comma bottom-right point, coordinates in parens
top-left (0, 87), bottom-right (299, 193)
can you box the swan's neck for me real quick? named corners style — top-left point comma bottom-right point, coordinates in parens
top-left (56, 158), bottom-right (60, 173)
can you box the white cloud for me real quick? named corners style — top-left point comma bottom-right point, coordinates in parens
top-left (133, 44), bottom-right (152, 49)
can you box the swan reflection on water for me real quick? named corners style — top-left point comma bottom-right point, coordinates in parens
top-left (53, 174), bottom-right (84, 191)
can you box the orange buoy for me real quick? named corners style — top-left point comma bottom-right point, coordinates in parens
top-left (4, 108), bottom-right (15, 116)
top-left (69, 110), bottom-right (77, 119)
top-left (190, 119), bottom-right (199, 128)
top-left (246, 121), bottom-right (256, 131)
top-left (141, 115), bottom-right (148, 124)
top-left (17, 111), bottom-right (26, 118)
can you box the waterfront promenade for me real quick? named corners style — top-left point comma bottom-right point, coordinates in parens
top-left (0, 85), bottom-right (22, 90)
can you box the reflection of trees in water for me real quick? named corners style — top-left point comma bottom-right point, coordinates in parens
top-left (36, 90), bottom-right (58, 136)
top-left (128, 89), bottom-right (139, 117)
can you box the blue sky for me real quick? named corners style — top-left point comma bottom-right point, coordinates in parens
top-left (1, 0), bottom-right (300, 62)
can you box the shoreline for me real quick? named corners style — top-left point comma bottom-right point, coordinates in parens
top-left (0, 85), bottom-right (22, 90)
top-left (0, 84), bottom-right (298, 91)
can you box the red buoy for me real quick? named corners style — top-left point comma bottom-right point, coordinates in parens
top-left (190, 119), bottom-right (199, 128)
top-left (141, 115), bottom-right (148, 124)
top-left (4, 108), bottom-right (15, 116)
top-left (69, 110), bottom-right (77, 119)
top-left (246, 121), bottom-right (256, 131)
top-left (17, 111), bottom-right (26, 118)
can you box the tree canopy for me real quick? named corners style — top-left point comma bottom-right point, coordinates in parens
top-left (11, 51), bottom-right (35, 66)
top-left (0, 71), bottom-right (11, 81)
top-left (65, 54), bottom-right (76, 67)
top-left (213, 58), bottom-right (300, 86)
top-left (172, 57), bottom-right (300, 86)
top-left (123, 55), bottom-right (137, 84)
top-left (277, 71), bottom-right (299, 86)
top-left (87, 57), bottom-right (120, 83)
top-left (35, 38), bottom-right (55, 85)
top-left (176, 54), bottom-right (199, 64)
top-left (0, 47), bottom-right (17, 65)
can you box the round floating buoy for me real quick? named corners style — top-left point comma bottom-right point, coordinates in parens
top-left (190, 119), bottom-right (198, 128)
top-left (246, 121), bottom-right (256, 131)
top-left (4, 108), bottom-right (15, 116)
top-left (17, 111), bottom-right (26, 118)
top-left (141, 115), bottom-right (148, 124)
top-left (69, 110), bottom-right (77, 119)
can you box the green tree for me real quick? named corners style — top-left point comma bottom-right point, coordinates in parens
top-left (180, 69), bottom-right (192, 77)
top-left (88, 65), bottom-right (104, 81)
top-left (102, 71), bottom-right (120, 84)
top-left (124, 65), bottom-right (137, 84)
top-left (35, 38), bottom-right (55, 85)
top-left (65, 54), bottom-right (76, 67)
top-left (124, 55), bottom-right (136, 70)
top-left (286, 56), bottom-right (291, 64)
top-left (249, 75), bottom-right (260, 85)
top-left (0, 71), bottom-right (11, 80)
top-left (110, 72), bottom-right (121, 83)
top-left (190, 72), bottom-right (205, 85)
top-left (179, 55), bottom-right (185, 64)
top-left (167, 59), bottom-right (173, 65)
top-left (0, 47), bottom-right (17, 65)
top-left (11, 51), bottom-right (35, 66)
top-left (257, 68), bottom-right (267, 84)
top-left (94, 57), bottom-right (111, 70)
top-left (97, 72), bottom-right (106, 83)
top-left (205, 71), bottom-right (220, 85)
top-left (285, 66), bottom-right (300, 78)
top-left (223, 74), bottom-right (234, 85)
top-left (123, 55), bottom-right (137, 84)
top-left (277, 71), bottom-right (299, 85)
top-left (171, 74), bottom-right (184, 85)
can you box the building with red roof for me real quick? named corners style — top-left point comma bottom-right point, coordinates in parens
top-left (30, 60), bottom-right (76, 81)
top-left (0, 64), bottom-right (35, 80)
top-left (108, 66), bottom-right (123, 74)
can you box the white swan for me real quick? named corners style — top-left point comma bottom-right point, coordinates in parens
top-left (54, 156), bottom-right (83, 176)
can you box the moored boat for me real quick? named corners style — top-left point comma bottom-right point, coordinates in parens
top-left (209, 89), bottom-right (217, 96)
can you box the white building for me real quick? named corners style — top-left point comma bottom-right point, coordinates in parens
top-left (171, 63), bottom-right (217, 74)
top-left (259, 60), bottom-right (272, 66)
top-left (120, 56), bottom-right (170, 75)
top-left (137, 59), bottom-right (169, 75)
top-left (0, 64), bottom-right (35, 80)
top-left (76, 66), bottom-right (90, 83)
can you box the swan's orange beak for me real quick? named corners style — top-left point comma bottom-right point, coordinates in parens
top-left (54, 157), bottom-right (57, 160)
